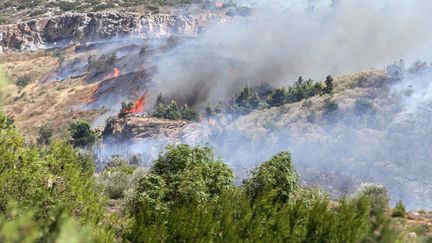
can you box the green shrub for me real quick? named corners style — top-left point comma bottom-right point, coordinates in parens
top-left (69, 120), bottom-right (97, 147)
top-left (324, 98), bottom-right (338, 114)
top-left (37, 124), bottom-right (53, 145)
top-left (325, 75), bottom-right (334, 94)
top-left (234, 85), bottom-right (261, 111)
top-left (57, 1), bottom-right (81, 12)
top-left (243, 151), bottom-right (299, 203)
top-left (392, 200), bottom-right (406, 218)
top-left (151, 94), bottom-right (199, 121)
top-left (180, 103), bottom-right (199, 121)
top-left (101, 169), bottom-right (131, 199)
top-left (355, 98), bottom-right (374, 114)
top-left (16, 75), bottom-right (31, 89)
top-left (164, 100), bottom-right (181, 120)
top-left (267, 87), bottom-right (288, 107)
top-left (354, 183), bottom-right (389, 215)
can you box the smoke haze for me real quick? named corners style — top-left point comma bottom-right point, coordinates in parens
top-left (95, 0), bottom-right (432, 210)
top-left (150, 0), bottom-right (432, 107)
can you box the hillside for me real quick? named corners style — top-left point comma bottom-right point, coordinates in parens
top-left (1, 0), bottom-right (432, 242)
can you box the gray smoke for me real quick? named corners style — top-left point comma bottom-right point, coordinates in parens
top-left (149, 0), bottom-right (432, 107)
top-left (95, 0), bottom-right (432, 209)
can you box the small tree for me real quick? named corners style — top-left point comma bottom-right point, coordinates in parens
top-left (354, 183), bottom-right (389, 215)
top-left (235, 85), bottom-right (261, 110)
top-left (392, 201), bottom-right (406, 218)
top-left (205, 103), bottom-right (215, 118)
top-left (324, 98), bottom-right (338, 115)
top-left (16, 75), bottom-right (31, 89)
top-left (69, 121), bottom-right (97, 147)
top-left (153, 93), bottom-right (166, 118)
top-left (325, 75), bottom-right (334, 95)
top-left (243, 151), bottom-right (299, 203)
top-left (120, 101), bottom-right (133, 116)
top-left (164, 100), bottom-right (181, 120)
top-left (181, 104), bottom-right (199, 121)
top-left (266, 88), bottom-right (287, 107)
top-left (37, 125), bottom-right (53, 145)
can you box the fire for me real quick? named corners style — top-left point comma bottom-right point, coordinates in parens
top-left (215, 2), bottom-right (224, 7)
top-left (127, 92), bottom-right (149, 114)
top-left (103, 67), bottom-right (120, 80)
top-left (130, 96), bottom-right (145, 113)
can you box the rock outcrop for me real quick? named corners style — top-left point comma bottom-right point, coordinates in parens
top-left (0, 11), bottom-right (224, 52)
top-left (103, 114), bottom-right (189, 143)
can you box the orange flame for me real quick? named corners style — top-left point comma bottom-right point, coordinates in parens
top-left (103, 67), bottom-right (120, 80)
top-left (128, 92), bottom-right (149, 113)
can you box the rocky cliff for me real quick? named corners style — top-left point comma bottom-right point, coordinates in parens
top-left (0, 11), bottom-right (224, 52)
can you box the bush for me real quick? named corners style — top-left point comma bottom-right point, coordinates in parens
top-left (16, 75), bottom-right (31, 89)
top-left (325, 75), bottom-right (334, 94)
top-left (152, 94), bottom-right (199, 121)
top-left (392, 200), bottom-right (406, 218)
top-left (164, 100), bottom-right (181, 120)
top-left (355, 98), bottom-right (374, 114)
top-left (324, 98), bottom-right (338, 114)
top-left (69, 120), bottom-right (97, 147)
top-left (266, 87), bottom-right (288, 107)
top-left (180, 103), bottom-right (199, 121)
top-left (243, 151), bottom-right (299, 203)
top-left (57, 1), bottom-right (81, 12)
top-left (234, 85), bottom-right (261, 110)
top-left (354, 183), bottom-right (389, 215)
top-left (37, 124), bottom-right (53, 145)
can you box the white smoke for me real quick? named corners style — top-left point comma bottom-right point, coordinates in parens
top-left (95, 0), bottom-right (432, 209)
top-left (149, 0), bottom-right (432, 107)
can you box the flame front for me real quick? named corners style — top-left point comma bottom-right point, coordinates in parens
top-left (130, 92), bottom-right (149, 113)
top-left (114, 68), bottom-right (120, 77)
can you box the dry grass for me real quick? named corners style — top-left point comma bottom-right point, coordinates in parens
top-left (1, 48), bottom-right (101, 141)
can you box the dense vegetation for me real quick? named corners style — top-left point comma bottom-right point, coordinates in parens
top-left (211, 75), bottom-right (334, 115)
top-left (152, 93), bottom-right (200, 121)
top-left (0, 0), bottom-right (207, 23)
top-left (0, 111), bottom-right (421, 242)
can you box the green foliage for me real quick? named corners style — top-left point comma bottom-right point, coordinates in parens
top-left (52, 49), bottom-right (65, 63)
top-left (355, 98), bottom-right (375, 114)
top-left (164, 100), bottom-right (181, 120)
top-left (392, 201), bottom-right (406, 218)
top-left (205, 103), bottom-right (215, 118)
top-left (69, 120), bottom-right (97, 147)
top-left (0, 112), bottom-right (115, 240)
top-left (0, 111), bottom-right (409, 241)
top-left (0, 203), bottom-right (94, 243)
top-left (234, 85), bottom-right (261, 111)
top-left (180, 103), bottom-right (200, 121)
top-left (88, 54), bottom-right (116, 75)
top-left (16, 75), bottom-right (31, 89)
top-left (152, 94), bottom-right (199, 121)
top-left (243, 151), bottom-right (299, 203)
top-left (325, 75), bottom-right (334, 94)
top-left (37, 124), bottom-right (53, 145)
top-left (354, 183), bottom-right (390, 215)
top-left (324, 98), bottom-right (339, 115)
top-left (57, 1), bottom-right (81, 12)
top-left (267, 87), bottom-right (288, 107)
top-left (120, 101), bottom-right (133, 116)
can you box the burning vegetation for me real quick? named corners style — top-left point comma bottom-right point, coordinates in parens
top-left (3, 0), bottom-right (432, 241)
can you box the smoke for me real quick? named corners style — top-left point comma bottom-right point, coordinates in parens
top-left (93, 0), bottom-right (432, 209)
top-left (149, 0), bottom-right (432, 108)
